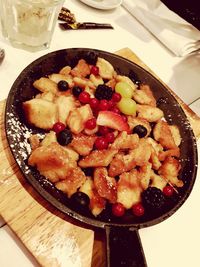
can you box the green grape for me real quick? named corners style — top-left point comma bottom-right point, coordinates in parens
top-left (117, 98), bottom-right (137, 115)
top-left (115, 81), bottom-right (134, 98)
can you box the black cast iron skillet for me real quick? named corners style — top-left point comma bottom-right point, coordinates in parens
top-left (5, 48), bottom-right (198, 267)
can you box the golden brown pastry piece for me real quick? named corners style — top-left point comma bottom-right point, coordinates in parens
top-left (28, 142), bottom-right (76, 183)
top-left (78, 149), bottom-right (118, 168)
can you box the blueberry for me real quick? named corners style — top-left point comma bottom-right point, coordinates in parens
top-left (57, 129), bottom-right (73, 146)
top-left (72, 86), bottom-right (83, 97)
top-left (58, 80), bottom-right (69, 91)
top-left (82, 167), bottom-right (94, 176)
top-left (70, 192), bottom-right (90, 212)
top-left (83, 51), bottom-right (98, 65)
top-left (132, 125), bottom-right (147, 138)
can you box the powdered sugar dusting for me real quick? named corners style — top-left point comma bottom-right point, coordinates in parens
top-left (6, 109), bottom-right (33, 173)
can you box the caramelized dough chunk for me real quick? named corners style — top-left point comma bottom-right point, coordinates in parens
top-left (133, 84), bottom-right (156, 106)
top-left (23, 98), bottom-right (57, 130)
top-left (169, 125), bottom-right (182, 146)
top-left (94, 167), bottom-right (117, 203)
top-left (28, 142), bottom-right (76, 183)
top-left (55, 167), bottom-right (86, 197)
top-left (137, 104), bottom-right (164, 122)
top-left (29, 134), bottom-right (40, 150)
top-left (111, 131), bottom-right (139, 150)
top-left (78, 149), bottom-right (118, 168)
top-left (108, 152), bottom-right (136, 177)
top-left (71, 59), bottom-right (91, 78)
top-left (139, 163), bottom-right (152, 190)
top-left (117, 169), bottom-right (142, 209)
top-left (153, 120), bottom-right (177, 149)
top-left (158, 147), bottom-right (180, 161)
top-left (55, 95), bottom-right (76, 125)
top-left (70, 134), bottom-right (96, 156)
top-left (109, 139), bottom-right (151, 177)
top-left (158, 157), bottom-right (183, 187)
top-left (96, 57), bottom-right (115, 80)
top-left (33, 77), bottom-right (58, 94)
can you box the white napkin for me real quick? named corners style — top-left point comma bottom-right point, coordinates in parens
top-left (122, 0), bottom-right (200, 56)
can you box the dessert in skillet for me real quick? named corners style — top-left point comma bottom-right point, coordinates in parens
top-left (23, 52), bottom-right (183, 218)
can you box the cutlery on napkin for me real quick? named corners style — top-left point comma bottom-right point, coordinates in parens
top-left (59, 22), bottom-right (113, 30)
top-left (58, 7), bottom-right (113, 30)
top-left (122, 0), bottom-right (200, 56)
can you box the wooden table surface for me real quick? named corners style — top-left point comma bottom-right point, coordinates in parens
top-left (0, 48), bottom-right (199, 267)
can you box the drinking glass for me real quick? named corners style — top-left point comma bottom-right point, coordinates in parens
top-left (0, 0), bottom-right (64, 51)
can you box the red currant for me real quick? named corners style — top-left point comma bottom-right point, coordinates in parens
top-left (94, 137), bottom-right (108, 150)
top-left (112, 202), bottom-right (125, 217)
top-left (98, 126), bottom-right (111, 135)
top-left (112, 92), bottom-right (121, 102)
top-left (99, 99), bottom-right (109, 111)
top-left (85, 118), bottom-right (97, 130)
top-left (108, 100), bottom-right (115, 109)
top-left (105, 132), bottom-right (115, 143)
top-left (132, 203), bottom-right (145, 217)
top-left (163, 185), bottom-right (174, 197)
top-left (110, 107), bottom-right (121, 114)
top-left (89, 98), bottom-right (99, 109)
top-left (52, 122), bottom-right (66, 134)
top-left (90, 65), bottom-right (99, 76)
top-left (78, 91), bottom-right (90, 104)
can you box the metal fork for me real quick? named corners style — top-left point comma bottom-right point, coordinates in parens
top-left (0, 48), bottom-right (5, 63)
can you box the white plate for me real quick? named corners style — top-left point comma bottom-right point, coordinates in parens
top-left (79, 0), bottom-right (122, 10)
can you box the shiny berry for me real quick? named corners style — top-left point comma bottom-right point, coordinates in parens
top-left (84, 51), bottom-right (98, 65)
top-left (70, 191), bottom-right (90, 212)
top-left (57, 129), bottom-right (73, 146)
top-left (105, 132), bottom-right (115, 143)
top-left (111, 107), bottom-right (120, 114)
top-left (98, 126), bottom-right (111, 135)
top-left (99, 99), bottom-right (109, 111)
top-left (95, 137), bottom-right (108, 150)
top-left (112, 202), bottom-right (125, 217)
top-left (112, 92), bottom-right (121, 102)
top-left (72, 86), bottom-right (83, 97)
top-left (90, 65), bottom-right (99, 76)
top-left (142, 187), bottom-right (165, 210)
top-left (132, 125), bottom-right (147, 138)
top-left (89, 98), bottom-right (99, 109)
top-left (85, 118), bottom-right (96, 130)
top-left (52, 122), bottom-right (66, 134)
top-left (57, 80), bottom-right (69, 91)
top-left (132, 203), bottom-right (145, 216)
top-left (108, 100), bottom-right (115, 109)
top-left (163, 185), bottom-right (174, 197)
top-left (95, 84), bottom-right (113, 100)
top-left (78, 91), bottom-right (90, 104)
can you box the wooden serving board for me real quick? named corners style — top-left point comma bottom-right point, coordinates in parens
top-left (0, 48), bottom-right (199, 267)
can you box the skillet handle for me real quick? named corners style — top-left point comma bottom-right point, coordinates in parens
top-left (105, 226), bottom-right (148, 267)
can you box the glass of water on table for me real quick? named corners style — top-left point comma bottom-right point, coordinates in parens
top-left (0, 0), bottom-right (64, 51)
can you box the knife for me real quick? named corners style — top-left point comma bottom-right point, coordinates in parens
top-left (59, 22), bottom-right (114, 30)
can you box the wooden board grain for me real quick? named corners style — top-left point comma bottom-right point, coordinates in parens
top-left (0, 48), bottom-right (199, 267)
